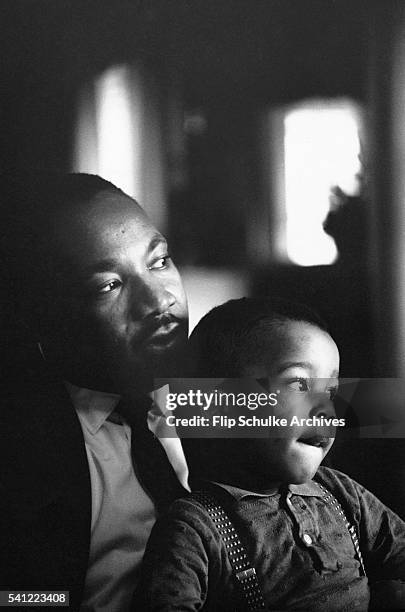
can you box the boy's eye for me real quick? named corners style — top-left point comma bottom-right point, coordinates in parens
top-left (328, 385), bottom-right (339, 400)
top-left (287, 378), bottom-right (310, 392)
top-left (149, 255), bottom-right (171, 270)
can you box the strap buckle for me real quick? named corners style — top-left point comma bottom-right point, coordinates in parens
top-left (235, 567), bottom-right (257, 583)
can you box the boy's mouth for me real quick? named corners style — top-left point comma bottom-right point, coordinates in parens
top-left (298, 435), bottom-right (330, 449)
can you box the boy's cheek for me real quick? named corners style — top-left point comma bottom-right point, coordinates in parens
top-left (325, 437), bottom-right (335, 454)
top-left (274, 392), bottom-right (313, 418)
top-left (275, 391), bottom-right (336, 419)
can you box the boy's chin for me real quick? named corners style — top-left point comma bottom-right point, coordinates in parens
top-left (283, 455), bottom-right (325, 484)
top-left (289, 438), bottom-right (334, 481)
top-left (288, 469), bottom-right (319, 485)
top-left (298, 454), bottom-right (331, 481)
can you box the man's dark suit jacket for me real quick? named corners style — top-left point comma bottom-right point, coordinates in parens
top-left (0, 366), bottom-right (92, 610)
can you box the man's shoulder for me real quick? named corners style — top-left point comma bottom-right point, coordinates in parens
top-left (0, 370), bottom-right (88, 506)
top-left (1, 368), bottom-right (84, 458)
top-left (1, 367), bottom-right (73, 419)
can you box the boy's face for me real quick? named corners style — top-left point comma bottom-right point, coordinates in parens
top-left (241, 320), bottom-right (340, 486)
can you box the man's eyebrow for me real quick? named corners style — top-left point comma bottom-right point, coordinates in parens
top-left (83, 259), bottom-right (122, 275)
top-left (82, 234), bottom-right (167, 275)
top-left (148, 233), bottom-right (167, 251)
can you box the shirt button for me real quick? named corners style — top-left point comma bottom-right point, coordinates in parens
top-left (302, 533), bottom-right (313, 546)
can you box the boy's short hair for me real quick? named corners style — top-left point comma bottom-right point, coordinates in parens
top-left (188, 297), bottom-right (328, 377)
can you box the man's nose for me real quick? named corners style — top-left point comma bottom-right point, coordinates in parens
top-left (308, 392), bottom-right (336, 419)
top-left (129, 277), bottom-right (176, 317)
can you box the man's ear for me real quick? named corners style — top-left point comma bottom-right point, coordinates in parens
top-left (1, 300), bottom-right (47, 374)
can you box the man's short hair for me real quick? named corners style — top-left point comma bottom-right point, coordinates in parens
top-left (1, 173), bottom-right (124, 258)
top-left (0, 173), bottom-right (128, 347)
top-left (0, 173), bottom-right (125, 297)
top-left (188, 296), bottom-right (328, 377)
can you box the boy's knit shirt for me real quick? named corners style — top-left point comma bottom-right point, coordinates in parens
top-left (135, 467), bottom-right (405, 611)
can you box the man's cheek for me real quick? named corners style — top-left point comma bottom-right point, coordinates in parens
top-left (64, 312), bottom-right (116, 352)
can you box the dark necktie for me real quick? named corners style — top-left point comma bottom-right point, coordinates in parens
top-left (114, 395), bottom-right (187, 513)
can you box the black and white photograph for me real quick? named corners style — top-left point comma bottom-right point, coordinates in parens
top-left (1, 1), bottom-right (405, 610)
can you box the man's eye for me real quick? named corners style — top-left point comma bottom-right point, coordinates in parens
top-left (287, 378), bottom-right (310, 392)
top-left (97, 280), bottom-right (122, 294)
top-left (149, 255), bottom-right (171, 270)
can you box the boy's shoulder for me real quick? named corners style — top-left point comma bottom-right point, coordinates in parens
top-left (152, 488), bottom-right (235, 555)
top-left (168, 479), bottom-right (237, 509)
top-left (161, 487), bottom-right (230, 533)
top-left (315, 465), bottom-right (363, 492)
top-left (315, 465), bottom-right (363, 489)
top-left (314, 466), bottom-right (364, 521)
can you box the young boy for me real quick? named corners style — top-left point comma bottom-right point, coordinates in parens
top-left (134, 298), bottom-right (405, 611)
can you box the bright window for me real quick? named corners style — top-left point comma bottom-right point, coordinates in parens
top-left (73, 63), bottom-right (166, 230)
top-left (94, 65), bottom-right (142, 200)
top-left (74, 65), bottom-right (141, 200)
top-left (283, 99), bottom-right (362, 266)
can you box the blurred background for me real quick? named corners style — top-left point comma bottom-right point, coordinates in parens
top-left (1, 0), bottom-right (405, 514)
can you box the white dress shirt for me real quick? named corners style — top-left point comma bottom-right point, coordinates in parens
top-left (66, 383), bottom-right (189, 612)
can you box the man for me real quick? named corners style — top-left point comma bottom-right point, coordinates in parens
top-left (0, 174), bottom-right (189, 611)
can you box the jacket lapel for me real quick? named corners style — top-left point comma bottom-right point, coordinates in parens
top-left (1, 374), bottom-right (91, 607)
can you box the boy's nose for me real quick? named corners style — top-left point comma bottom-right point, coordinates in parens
top-left (309, 392), bottom-right (336, 419)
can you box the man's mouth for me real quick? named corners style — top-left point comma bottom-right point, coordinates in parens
top-left (149, 321), bottom-right (180, 342)
top-left (140, 313), bottom-right (184, 346)
top-left (298, 435), bottom-right (331, 449)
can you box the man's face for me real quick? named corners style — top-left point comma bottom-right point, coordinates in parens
top-left (41, 190), bottom-right (188, 393)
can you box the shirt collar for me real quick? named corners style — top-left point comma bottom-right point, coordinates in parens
top-left (65, 381), bottom-right (121, 435)
top-left (211, 482), bottom-right (279, 500)
top-left (288, 480), bottom-right (324, 497)
top-left (207, 479), bottom-right (323, 501)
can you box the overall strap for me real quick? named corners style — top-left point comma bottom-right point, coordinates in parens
top-left (190, 491), bottom-right (266, 611)
top-left (317, 483), bottom-right (367, 577)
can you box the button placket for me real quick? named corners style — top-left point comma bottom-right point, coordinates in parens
top-left (302, 533), bottom-right (313, 547)
top-left (285, 492), bottom-right (316, 547)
